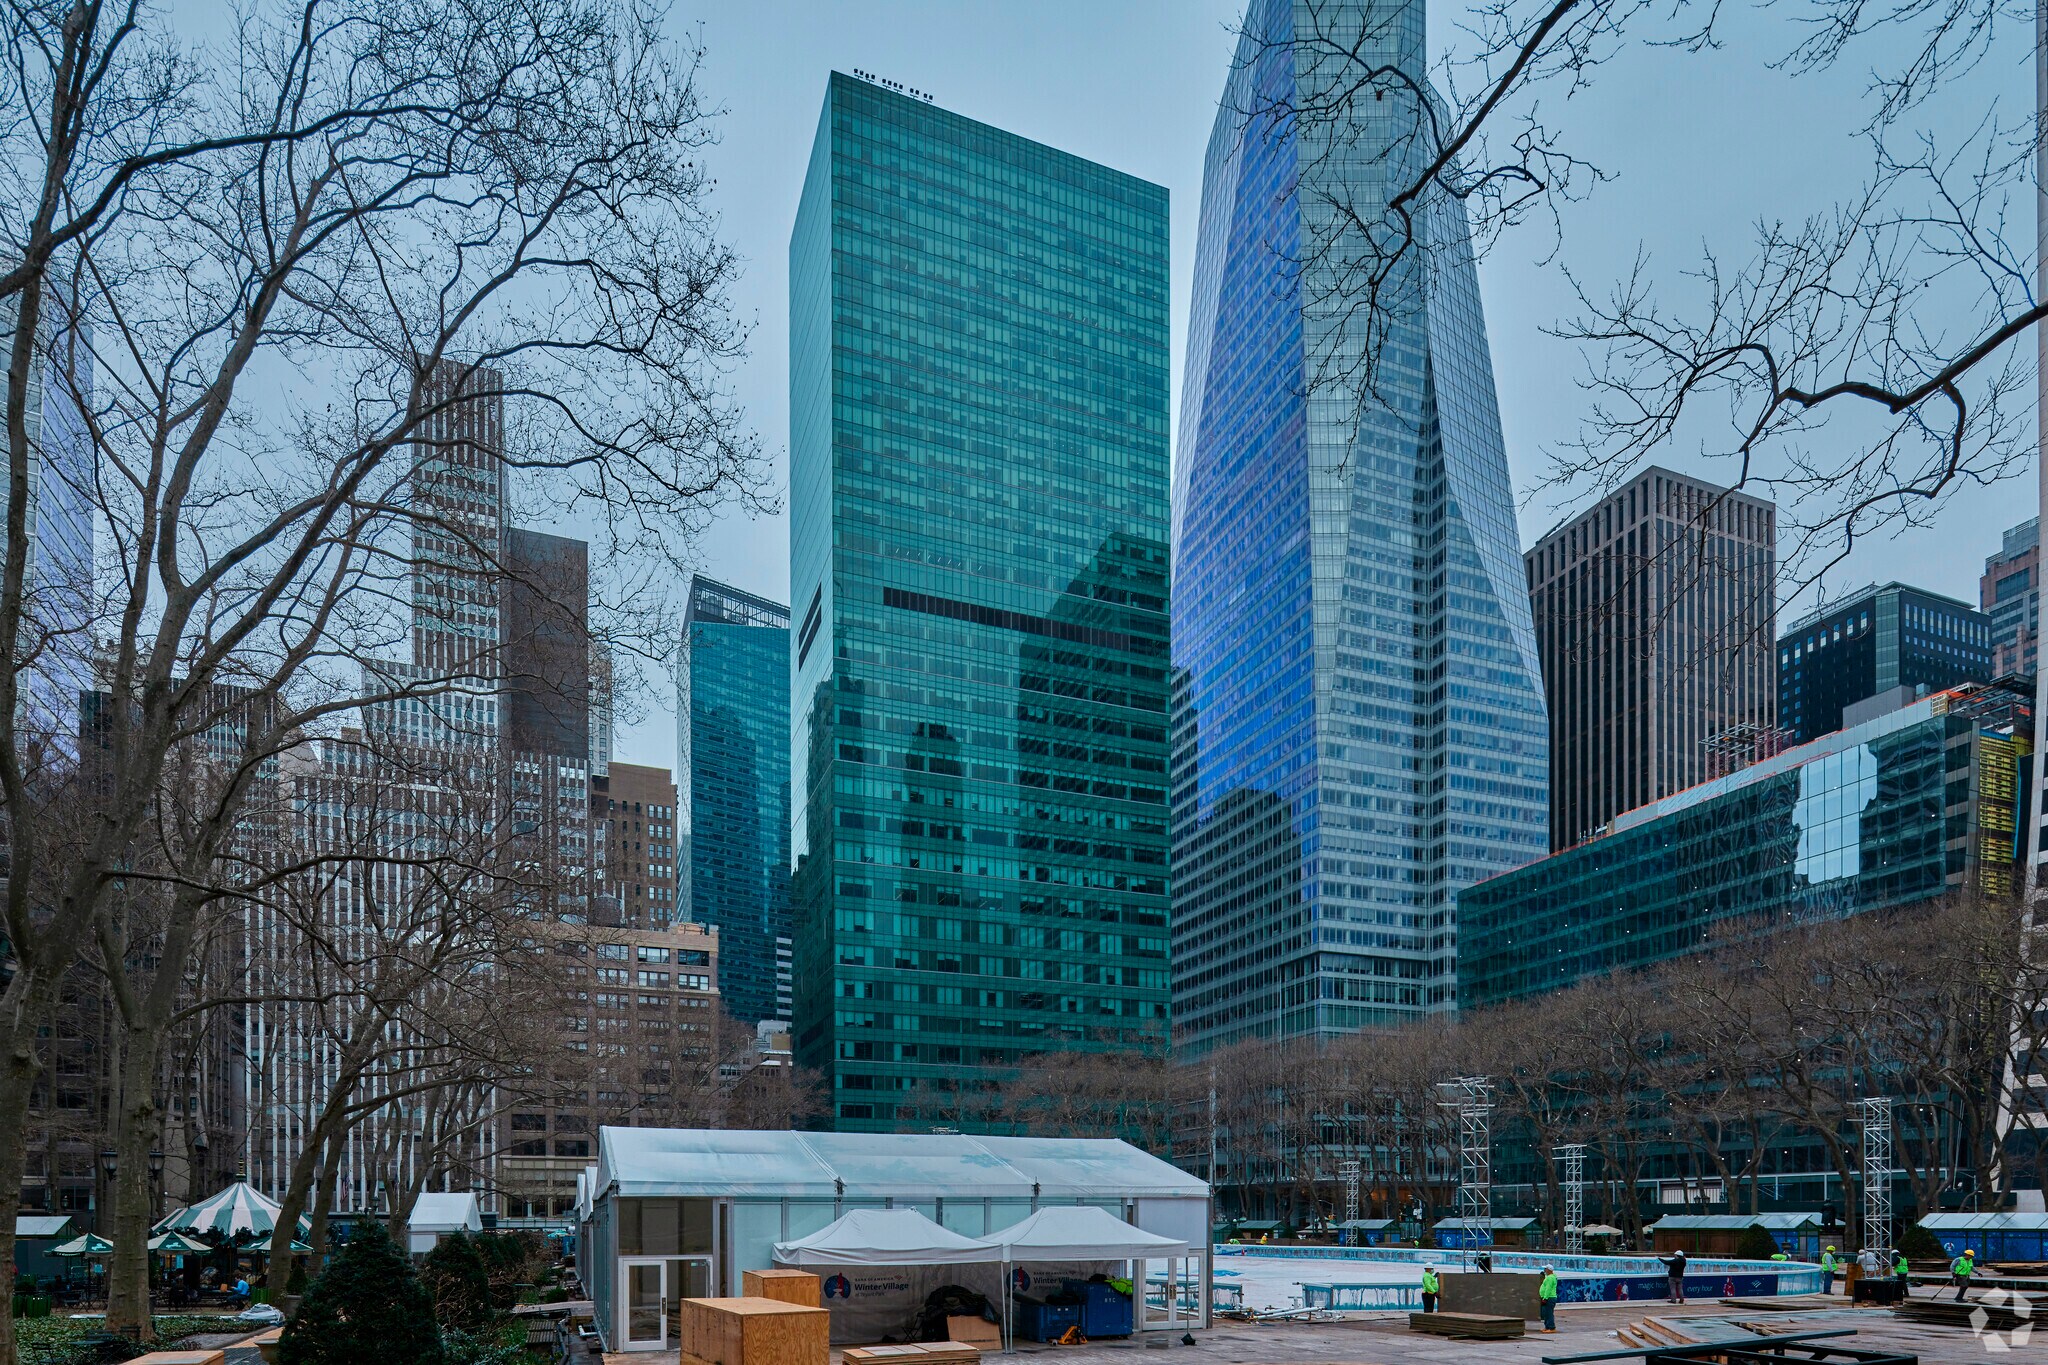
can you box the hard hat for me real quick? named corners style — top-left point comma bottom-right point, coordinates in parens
top-left (1826, 1245), bottom-right (1835, 1251)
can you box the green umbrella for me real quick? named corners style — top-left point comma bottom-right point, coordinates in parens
top-left (50, 1233), bottom-right (114, 1257)
top-left (149, 1230), bottom-right (210, 1255)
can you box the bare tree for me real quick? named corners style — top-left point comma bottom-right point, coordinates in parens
top-left (1235, 0), bottom-right (2032, 601)
top-left (0, 1), bottom-right (763, 1354)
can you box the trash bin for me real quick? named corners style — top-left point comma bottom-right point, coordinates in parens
top-left (1019, 1300), bottom-right (1081, 1341)
top-left (1077, 1282), bottom-right (1133, 1337)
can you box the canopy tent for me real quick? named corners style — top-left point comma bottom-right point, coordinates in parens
top-left (408, 1192), bottom-right (483, 1254)
top-left (1576, 1223), bottom-right (1627, 1237)
top-left (155, 1180), bottom-right (311, 1244)
top-left (983, 1206), bottom-right (1186, 1261)
top-left (51, 1233), bottom-right (114, 1257)
top-left (774, 1208), bottom-right (1002, 1267)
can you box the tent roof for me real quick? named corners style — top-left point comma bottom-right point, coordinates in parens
top-left (1647, 1213), bottom-right (1823, 1230)
top-left (1223, 1220), bottom-right (1282, 1231)
top-left (1337, 1219), bottom-right (1394, 1230)
top-left (1918, 1213), bottom-right (2048, 1231)
top-left (410, 1192), bottom-right (483, 1233)
top-left (596, 1128), bottom-right (1206, 1202)
top-left (16, 1215), bottom-right (75, 1239)
top-left (1434, 1217), bottom-right (1537, 1230)
top-left (985, 1205), bottom-right (1188, 1260)
top-left (774, 1208), bottom-right (1002, 1267)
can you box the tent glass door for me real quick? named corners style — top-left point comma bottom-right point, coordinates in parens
top-left (623, 1260), bottom-right (664, 1348)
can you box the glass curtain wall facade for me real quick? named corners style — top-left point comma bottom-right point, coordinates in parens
top-left (1171, 0), bottom-right (1548, 1053)
top-left (1458, 682), bottom-right (2032, 1006)
top-left (680, 576), bottom-right (792, 1022)
top-left (1, 290), bottom-right (94, 756)
top-left (1777, 582), bottom-right (1993, 743)
top-left (788, 74), bottom-right (1173, 1130)
top-left (782, 72), bottom-right (1171, 1129)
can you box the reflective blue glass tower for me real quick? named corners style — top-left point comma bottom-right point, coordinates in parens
top-left (1, 290), bottom-right (93, 760)
top-left (1171, 0), bottom-right (1548, 1052)
top-left (680, 576), bottom-right (792, 1024)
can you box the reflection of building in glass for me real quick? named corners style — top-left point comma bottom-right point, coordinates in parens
top-left (679, 576), bottom-right (790, 1022)
top-left (788, 74), bottom-right (1171, 1129)
top-left (1526, 469), bottom-right (1777, 851)
top-left (1981, 518), bottom-right (2039, 679)
top-left (1, 288), bottom-right (94, 757)
top-left (1777, 582), bottom-right (1993, 744)
top-left (1458, 678), bottom-right (2032, 1007)
top-left (1171, 0), bottom-right (1548, 1052)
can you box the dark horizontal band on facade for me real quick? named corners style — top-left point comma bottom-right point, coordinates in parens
top-left (882, 586), bottom-right (1162, 656)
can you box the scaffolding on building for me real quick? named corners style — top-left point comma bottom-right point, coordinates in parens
top-left (1702, 722), bottom-right (1793, 779)
top-left (1555, 1143), bottom-right (1587, 1254)
top-left (1856, 1097), bottom-right (1893, 1255)
top-left (1439, 1076), bottom-right (1494, 1245)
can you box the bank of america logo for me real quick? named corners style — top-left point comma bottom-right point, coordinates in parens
top-left (1970, 1288), bottom-right (2033, 1353)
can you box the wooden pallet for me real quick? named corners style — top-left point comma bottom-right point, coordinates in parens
top-left (1409, 1311), bottom-right (1525, 1340)
top-left (841, 1345), bottom-right (983, 1363)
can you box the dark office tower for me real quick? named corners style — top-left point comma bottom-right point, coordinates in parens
top-left (1172, 0), bottom-right (1547, 1050)
top-left (1983, 518), bottom-right (2039, 679)
top-left (1525, 468), bottom-right (1778, 851)
top-left (789, 74), bottom-right (1172, 1129)
top-left (679, 576), bottom-right (791, 1023)
top-left (502, 528), bottom-right (591, 759)
top-left (410, 363), bottom-right (509, 681)
top-left (1777, 582), bottom-right (1995, 743)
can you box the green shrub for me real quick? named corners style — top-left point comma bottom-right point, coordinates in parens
top-left (420, 1231), bottom-right (495, 1332)
top-left (285, 1258), bottom-right (307, 1296)
top-left (1735, 1224), bottom-right (1782, 1260)
top-left (1896, 1222), bottom-right (1946, 1261)
top-left (279, 1220), bottom-right (444, 1365)
top-left (438, 1327), bottom-right (525, 1365)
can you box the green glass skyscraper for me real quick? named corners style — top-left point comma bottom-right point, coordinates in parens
top-left (789, 73), bottom-right (1171, 1132)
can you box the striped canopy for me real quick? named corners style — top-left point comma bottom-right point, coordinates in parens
top-left (51, 1233), bottom-right (114, 1257)
top-left (154, 1181), bottom-right (310, 1243)
top-left (148, 1230), bottom-right (211, 1255)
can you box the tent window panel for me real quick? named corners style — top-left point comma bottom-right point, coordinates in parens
top-left (616, 1198), bottom-right (712, 1255)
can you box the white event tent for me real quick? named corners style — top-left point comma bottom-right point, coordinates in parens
top-left (772, 1204), bottom-right (1194, 1350)
top-left (582, 1127), bottom-right (1210, 1354)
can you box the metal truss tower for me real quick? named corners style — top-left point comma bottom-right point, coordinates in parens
top-left (1555, 1143), bottom-right (1587, 1254)
top-left (1856, 1097), bottom-right (1893, 1255)
top-left (1338, 1159), bottom-right (1362, 1225)
top-left (1439, 1076), bottom-right (1494, 1245)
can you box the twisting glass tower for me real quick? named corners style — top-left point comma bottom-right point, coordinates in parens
top-left (1171, 0), bottom-right (1549, 1053)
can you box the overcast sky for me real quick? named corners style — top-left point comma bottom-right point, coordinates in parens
top-left (614, 0), bottom-right (2033, 770)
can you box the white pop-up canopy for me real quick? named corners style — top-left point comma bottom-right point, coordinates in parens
top-left (984, 1206), bottom-right (1188, 1261)
top-left (774, 1208), bottom-right (1004, 1267)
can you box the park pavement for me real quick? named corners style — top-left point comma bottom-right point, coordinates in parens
top-left (791, 1299), bottom-right (2019, 1363)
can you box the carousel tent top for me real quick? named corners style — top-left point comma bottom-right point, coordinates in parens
top-left (155, 1180), bottom-right (311, 1242)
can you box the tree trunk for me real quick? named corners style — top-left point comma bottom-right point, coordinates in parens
top-left (0, 1012), bottom-right (42, 1365)
top-left (104, 1023), bottom-right (162, 1343)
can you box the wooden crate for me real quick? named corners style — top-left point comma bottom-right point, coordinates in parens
top-left (742, 1267), bottom-right (822, 1307)
top-left (842, 1346), bottom-right (983, 1363)
top-left (677, 1294), bottom-right (829, 1365)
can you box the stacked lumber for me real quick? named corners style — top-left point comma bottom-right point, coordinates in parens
top-left (125, 1354), bottom-right (225, 1365)
top-left (842, 1345), bottom-right (984, 1363)
top-left (742, 1268), bottom-right (822, 1306)
top-left (677, 1295), bottom-right (830, 1365)
top-left (1613, 1316), bottom-right (1699, 1350)
top-left (1409, 1311), bottom-right (1524, 1340)
top-left (1895, 1296), bottom-right (2031, 1333)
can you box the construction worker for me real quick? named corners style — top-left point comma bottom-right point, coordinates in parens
top-left (1420, 1265), bottom-right (1440, 1313)
top-left (1820, 1245), bottom-right (1838, 1290)
top-left (1892, 1249), bottom-right (1911, 1298)
top-left (1538, 1265), bottom-right (1559, 1333)
top-left (1658, 1248), bottom-right (1687, 1304)
top-left (1949, 1248), bottom-right (1975, 1301)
